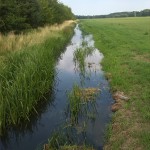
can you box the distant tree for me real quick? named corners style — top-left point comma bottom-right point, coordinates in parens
top-left (0, 0), bottom-right (75, 33)
top-left (140, 9), bottom-right (150, 16)
top-left (76, 9), bottom-right (150, 19)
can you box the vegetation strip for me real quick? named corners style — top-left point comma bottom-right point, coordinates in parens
top-left (0, 21), bottom-right (74, 55)
top-left (80, 17), bottom-right (150, 149)
top-left (0, 21), bottom-right (75, 135)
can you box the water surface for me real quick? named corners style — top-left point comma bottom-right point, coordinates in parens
top-left (0, 25), bottom-right (113, 150)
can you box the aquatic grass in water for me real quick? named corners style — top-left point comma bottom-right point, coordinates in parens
top-left (45, 83), bottom-right (99, 150)
top-left (67, 84), bottom-right (100, 125)
top-left (46, 127), bottom-right (80, 150)
top-left (0, 23), bottom-right (75, 135)
top-left (74, 48), bottom-right (86, 74)
top-left (46, 125), bottom-right (95, 150)
top-left (68, 85), bottom-right (82, 124)
top-left (43, 25), bottom-right (111, 150)
top-left (66, 36), bottom-right (100, 135)
top-left (73, 39), bottom-right (95, 76)
top-left (81, 40), bottom-right (88, 47)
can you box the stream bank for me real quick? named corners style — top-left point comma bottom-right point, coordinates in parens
top-left (0, 25), bottom-right (114, 150)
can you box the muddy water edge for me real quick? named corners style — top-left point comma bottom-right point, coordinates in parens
top-left (0, 25), bottom-right (114, 150)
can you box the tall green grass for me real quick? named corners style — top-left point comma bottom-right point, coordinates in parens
top-left (0, 23), bottom-right (75, 135)
top-left (80, 17), bottom-right (150, 149)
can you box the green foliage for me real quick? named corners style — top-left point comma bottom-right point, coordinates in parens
top-left (0, 0), bottom-right (75, 33)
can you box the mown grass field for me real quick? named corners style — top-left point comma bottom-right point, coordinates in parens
top-left (80, 17), bottom-right (150, 149)
top-left (0, 21), bottom-right (75, 135)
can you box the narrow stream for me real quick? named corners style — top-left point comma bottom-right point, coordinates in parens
top-left (0, 25), bottom-right (113, 150)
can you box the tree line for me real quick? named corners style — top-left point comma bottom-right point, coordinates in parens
top-left (77, 9), bottom-right (150, 19)
top-left (0, 0), bottom-right (75, 33)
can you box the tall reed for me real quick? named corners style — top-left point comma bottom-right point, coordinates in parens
top-left (0, 21), bottom-right (75, 135)
top-left (67, 84), bottom-right (99, 125)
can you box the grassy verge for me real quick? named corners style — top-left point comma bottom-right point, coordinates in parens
top-left (80, 17), bottom-right (150, 149)
top-left (0, 21), bottom-right (75, 135)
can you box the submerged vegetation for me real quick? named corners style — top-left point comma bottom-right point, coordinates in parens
top-left (0, 21), bottom-right (75, 135)
top-left (80, 17), bottom-right (150, 149)
top-left (68, 84), bottom-right (100, 124)
top-left (45, 84), bottom-right (99, 150)
top-left (45, 127), bottom-right (95, 150)
top-left (45, 128), bottom-right (94, 150)
top-left (44, 33), bottom-right (102, 149)
top-left (73, 39), bottom-right (95, 76)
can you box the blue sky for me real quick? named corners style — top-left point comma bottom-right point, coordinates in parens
top-left (60, 0), bottom-right (150, 15)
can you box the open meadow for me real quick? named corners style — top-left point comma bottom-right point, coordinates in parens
top-left (80, 17), bottom-right (150, 150)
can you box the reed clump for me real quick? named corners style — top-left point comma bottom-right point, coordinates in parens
top-left (0, 21), bottom-right (75, 135)
top-left (68, 85), bottom-right (100, 125)
top-left (45, 128), bottom-right (95, 150)
top-left (44, 84), bottom-right (99, 150)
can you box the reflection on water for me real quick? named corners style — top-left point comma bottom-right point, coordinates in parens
top-left (0, 25), bottom-right (113, 150)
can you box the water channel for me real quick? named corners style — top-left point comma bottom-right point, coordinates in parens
top-left (0, 25), bottom-right (114, 150)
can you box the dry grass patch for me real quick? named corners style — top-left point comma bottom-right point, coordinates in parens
top-left (104, 104), bottom-right (147, 150)
top-left (76, 87), bottom-right (101, 102)
top-left (134, 54), bottom-right (150, 63)
top-left (0, 20), bottom-right (75, 55)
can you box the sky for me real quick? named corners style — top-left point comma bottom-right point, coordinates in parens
top-left (60, 0), bottom-right (150, 15)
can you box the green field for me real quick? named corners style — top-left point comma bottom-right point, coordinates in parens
top-left (80, 17), bottom-right (150, 149)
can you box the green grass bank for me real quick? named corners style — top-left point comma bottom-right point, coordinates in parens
top-left (80, 17), bottom-right (150, 149)
top-left (0, 21), bottom-right (75, 135)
